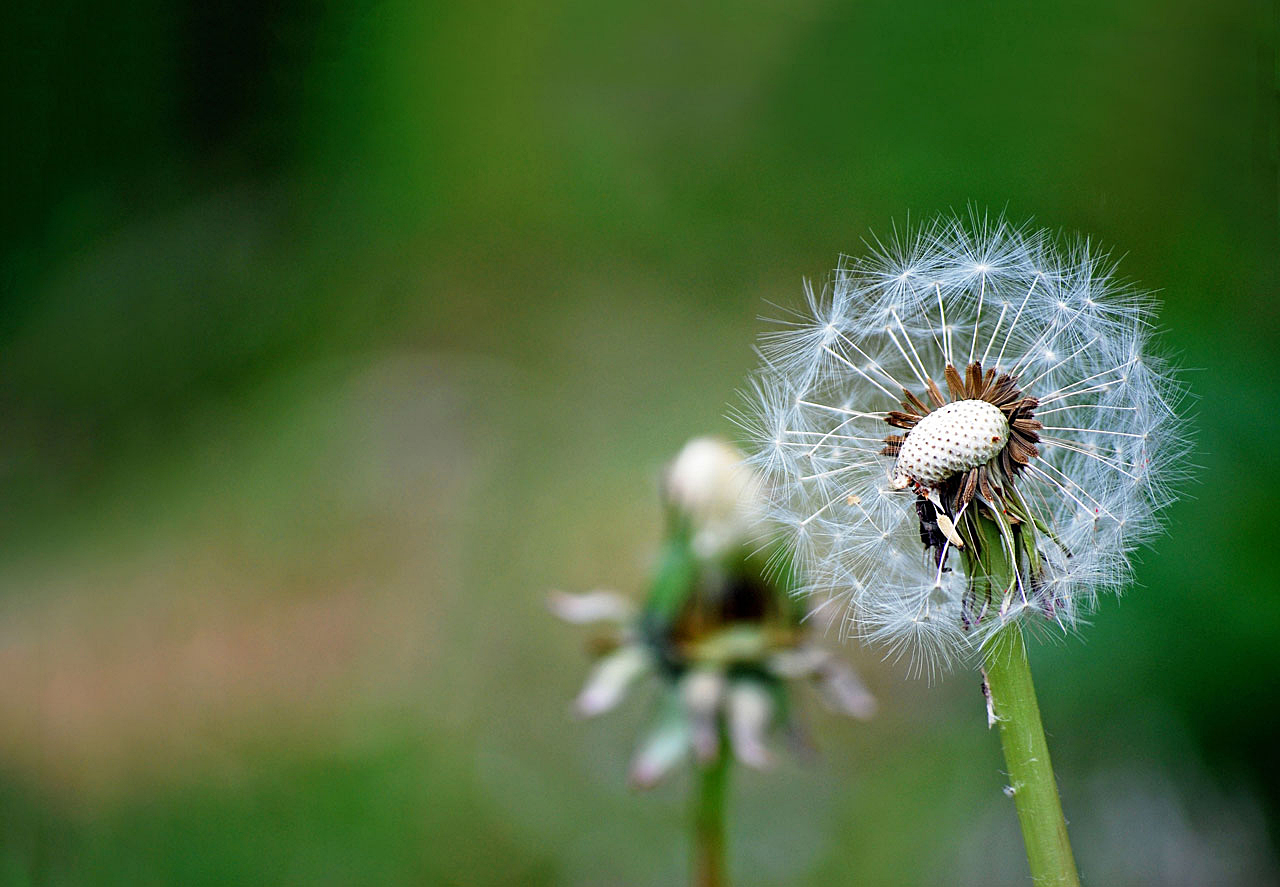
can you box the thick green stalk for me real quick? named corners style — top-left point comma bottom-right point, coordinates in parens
top-left (983, 625), bottom-right (1080, 885)
top-left (971, 510), bottom-right (1080, 886)
top-left (692, 751), bottom-right (730, 887)
top-left (983, 627), bottom-right (1075, 880)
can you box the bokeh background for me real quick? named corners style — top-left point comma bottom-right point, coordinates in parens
top-left (3, 0), bottom-right (1278, 884)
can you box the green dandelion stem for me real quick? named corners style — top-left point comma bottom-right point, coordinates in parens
top-left (692, 750), bottom-right (730, 887)
top-left (982, 622), bottom-right (1081, 886)
top-left (967, 512), bottom-right (1080, 886)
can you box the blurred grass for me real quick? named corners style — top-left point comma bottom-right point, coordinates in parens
top-left (1, 735), bottom-right (558, 886)
top-left (2, 0), bottom-right (1278, 883)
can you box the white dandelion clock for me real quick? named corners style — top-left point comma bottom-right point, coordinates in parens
top-left (743, 214), bottom-right (1187, 669)
top-left (739, 213), bottom-right (1189, 885)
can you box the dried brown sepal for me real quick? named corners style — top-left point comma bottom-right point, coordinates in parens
top-left (977, 465), bottom-right (997, 501)
top-left (990, 376), bottom-right (1021, 406)
top-left (965, 362), bottom-right (982, 396)
top-left (959, 468), bottom-right (979, 508)
top-left (1008, 437), bottom-right (1038, 465)
top-left (886, 410), bottom-right (920, 430)
top-left (925, 378), bottom-right (947, 409)
top-left (980, 367), bottom-right (997, 399)
top-left (901, 388), bottom-right (930, 416)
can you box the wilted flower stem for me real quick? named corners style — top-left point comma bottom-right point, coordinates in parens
top-left (974, 518), bottom-right (1080, 886)
top-left (692, 750), bottom-right (730, 887)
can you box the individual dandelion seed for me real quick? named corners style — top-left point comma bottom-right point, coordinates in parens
top-left (551, 436), bottom-right (876, 887)
top-left (737, 211), bottom-right (1189, 885)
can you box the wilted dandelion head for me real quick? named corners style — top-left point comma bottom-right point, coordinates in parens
top-left (739, 213), bottom-right (1189, 674)
top-left (552, 436), bottom-right (875, 787)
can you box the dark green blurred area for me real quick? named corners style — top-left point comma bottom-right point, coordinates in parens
top-left (2, 0), bottom-right (1277, 884)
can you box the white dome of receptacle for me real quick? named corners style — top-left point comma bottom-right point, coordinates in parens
top-left (891, 400), bottom-right (1009, 490)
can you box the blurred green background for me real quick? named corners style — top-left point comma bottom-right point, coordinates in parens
top-left (2, 0), bottom-right (1277, 884)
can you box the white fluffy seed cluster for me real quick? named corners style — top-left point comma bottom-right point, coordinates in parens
top-left (891, 399), bottom-right (1009, 490)
top-left (735, 213), bottom-right (1189, 674)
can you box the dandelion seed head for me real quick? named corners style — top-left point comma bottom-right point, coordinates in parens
top-left (741, 211), bottom-right (1189, 672)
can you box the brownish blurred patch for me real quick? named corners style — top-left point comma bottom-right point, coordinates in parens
top-left (0, 351), bottom-right (504, 802)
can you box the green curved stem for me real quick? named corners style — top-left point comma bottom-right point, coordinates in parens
top-left (983, 623), bottom-right (1081, 886)
top-left (692, 751), bottom-right (730, 887)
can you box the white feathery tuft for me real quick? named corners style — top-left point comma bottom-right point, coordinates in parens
top-left (736, 211), bottom-right (1190, 675)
